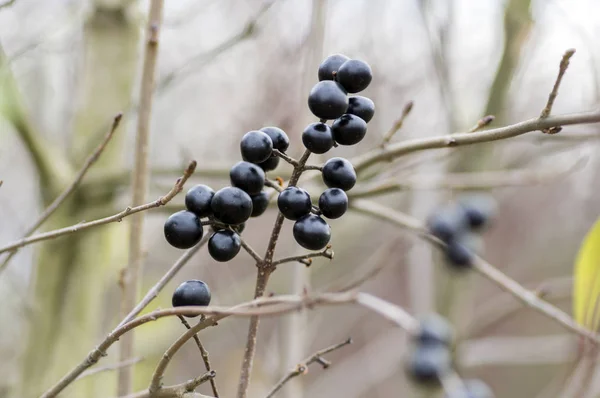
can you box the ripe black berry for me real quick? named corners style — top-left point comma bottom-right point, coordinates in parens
top-left (458, 194), bottom-right (497, 231)
top-left (185, 184), bottom-right (214, 218)
top-left (211, 187), bottom-right (253, 225)
top-left (164, 210), bottom-right (203, 249)
top-left (414, 314), bottom-right (454, 347)
top-left (230, 161), bottom-right (265, 195)
top-left (318, 188), bottom-right (348, 219)
top-left (260, 126), bottom-right (290, 152)
top-left (293, 214), bottom-right (331, 250)
top-left (240, 130), bottom-right (273, 164)
top-left (278, 187), bottom-right (312, 220)
top-left (172, 280), bottom-right (211, 317)
top-left (322, 157), bottom-right (357, 191)
top-left (347, 96), bottom-right (375, 123)
top-left (258, 156), bottom-right (280, 172)
top-left (331, 114), bottom-right (367, 145)
top-left (302, 122), bottom-right (334, 154)
top-left (208, 230), bottom-right (241, 262)
top-left (445, 234), bottom-right (481, 270)
top-left (426, 206), bottom-right (469, 243)
top-left (250, 191), bottom-right (269, 217)
top-left (445, 379), bottom-right (495, 398)
top-left (405, 345), bottom-right (451, 386)
top-left (308, 81), bottom-right (348, 120)
top-left (318, 53), bottom-right (349, 81)
top-left (336, 59), bottom-right (372, 93)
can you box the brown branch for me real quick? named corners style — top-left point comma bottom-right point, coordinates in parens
top-left (178, 316), bottom-right (219, 398)
top-left (468, 115), bottom-right (495, 132)
top-left (118, 233), bottom-right (207, 328)
top-left (264, 338), bottom-right (352, 398)
top-left (271, 245), bottom-right (334, 267)
top-left (351, 110), bottom-right (600, 173)
top-left (264, 178), bottom-right (284, 192)
top-left (119, 371), bottom-right (216, 398)
top-left (380, 100), bottom-right (414, 147)
top-left (0, 113), bottom-right (123, 274)
top-left (240, 237), bottom-right (264, 263)
top-left (118, 1), bottom-right (165, 394)
top-left (0, 161), bottom-right (196, 255)
top-left (272, 149), bottom-right (299, 167)
top-left (237, 149), bottom-right (312, 398)
top-left (541, 49), bottom-right (576, 120)
top-left (76, 357), bottom-right (143, 381)
top-left (349, 199), bottom-right (600, 341)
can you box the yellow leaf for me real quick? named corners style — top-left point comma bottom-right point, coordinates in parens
top-left (574, 217), bottom-right (600, 329)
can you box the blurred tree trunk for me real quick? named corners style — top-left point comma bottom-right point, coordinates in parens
top-left (20, 6), bottom-right (139, 398)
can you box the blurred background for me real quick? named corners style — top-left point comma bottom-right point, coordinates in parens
top-left (1, 0), bottom-right (600, 397)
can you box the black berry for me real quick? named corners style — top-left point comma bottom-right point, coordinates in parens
top-left (322, 157), bottom-right (357, 191)
top-left (260, 126), bottom-right (290, 152)
top-left (458, 194), bottom-right (497, 231)
top-left (336, 59), bottom-right (372, 93)
top-left (445, 234), bottom-right (481, 270)
top-left (426, 206), bottom-right (469, 243)
top-left (318, 188), bottom-right (348, 219)
top-left (331, 114), bottom-right (367, 145)
top-left (293, 214), bottom-right (331, 250)
top-left (318, 53), bottom-right (349, 81)
top-left (347, 96), bottom-right (375, 123)
top-left (240, 130), bottom-right (273, 164)
top-left (184, 184), bottom-right (214, 218)
top-left (172, 280), bottom-right (211, 317)
top-left (414, 314), bottom-right (454, 347)
top-left (208, 230), bottom-right (241, 262)
top-left (278, 187), bottom-right (312, 220)
top-left (164, 210), bottom-right (203, 249)
top-left (211, 187), bottom-right (253, 225)
top-left (302, 122), bottom-right (334, 154)
top-left (445, 379), bottom-right (495, 398)
top-left (405, 345), bottom-right (451, 386)
top-left (308, 81), bottom-right (348, 120)
top-left (258, 156), bottom-right (280, 172)
top-left (250, 191), bottom-right (269, 217)
top-left (230, 161), bottom-right (265, 195)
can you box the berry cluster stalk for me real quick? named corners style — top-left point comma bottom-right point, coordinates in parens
top-left (237, 149), bottom-right (312, 398)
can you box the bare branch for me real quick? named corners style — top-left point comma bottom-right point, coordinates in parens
top-left (0, 161), bottom-right (196, 255)
top-left (380, 100), bottom-right (414, 147)
top-left (540, 49), bottom-right (576, 120)
top-left (0, 113), bottom-right (123, 274)
top-left (76, 358), bottom-right (143, 381)
top-left (119, 371), bottom-right (216, 398)
top-left (264, 338), bottom-right (352, 398)
top-left (468, 115), bottom-right (495, 132)
top-left (271, 245), bottom-right (334, 267)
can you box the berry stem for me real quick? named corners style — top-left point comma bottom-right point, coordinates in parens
top-left (237, 149), bottom-right (312, 398)
top-left (271, 246), bottom-right (334, 267)
top-left (272, 148), bottom-right (300, 167)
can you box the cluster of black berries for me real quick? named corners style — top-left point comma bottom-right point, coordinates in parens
top-left (426, 195), bottom-right (497, 269)
top-left (405, 314), bottom-right (494, 398)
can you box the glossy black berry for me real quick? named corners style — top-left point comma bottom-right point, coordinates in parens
top-left (260, 126), bottom-right (290, 152)
top-left (230, 161), bottom-right (265, 195)
top-left (318, 188), bottom-right (348, 219)
top-left (184, 184), bottom-right (214, 218)
top-left (308, 81), bottom-right (349, 120)
top-left (250, 191), bottom-right (269, 217)
top-left (445, 234), bottom-right (481, 270)
top-left (172, 280), bottom-right (211, 317)
top-left (293, 214), bottom-right (331, 250)
top-left (278, 187), bottom-right (312, 220)
top-left (208, 230), bottom-right (241, 262)
top-left (458, 194), bottom-right (497, 231)
top-left (211, 187), bottom-right (253, 225)
top-left (445, 379), bottom-right (495, 398)
top-left (347, 96), bottom-right (375, 123)
top-left (258, 156), bottom-right (280, 172)
top-left (336, 59), bottom-right (372, 93)
top-left (405, 345), bottom-right (451, 386)
top-left (302, 122), bottom-right (334, 154)
top-left (332, 114), bottom-right (367, 145)
top-left (240, 130), bottom-right (273, 164)
top-left (318, 53), bottom-right (349, 81)
top-left (426, 206), bottom-right (469, 243)
top-left (414, 314), bottom-right (454, 347)
top-left (322, 157), bottom-right (357, 191)
top-left (164, 210), bottom-right (203, 249)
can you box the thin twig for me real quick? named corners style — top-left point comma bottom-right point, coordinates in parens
top-left (0, 161), bottom-right (196, 255)
top-left (264, 178), bottom-right (284, 192)
top-left (272, 149), bottom-right (299, 167)
top-left (468, 115), bottom-right (495, 132)
top-left (302, 164), bottom-right (323, 172)
top-left (380, 100), bottom-right (414, 147)
top-left (0, 113), bottom-right (122, 274)
top-left (118, 234), bottom-right (208, 328)
top-left (118, 1), bottom-right (165, 394)
top-left (178, 316), bottom-right (219, 398)
top-left (541, 49), bottom-right (576, 120)
top-left (271, 246), bottom-right (334, 267)
top-left (240, 237), bottom-right (264, 263)
top-left (76, 358), bottom-right (143, 381)
top-left (264, 338), bottom-right (352, 398)
top-left (119, 371), bottom-right (216, 398)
